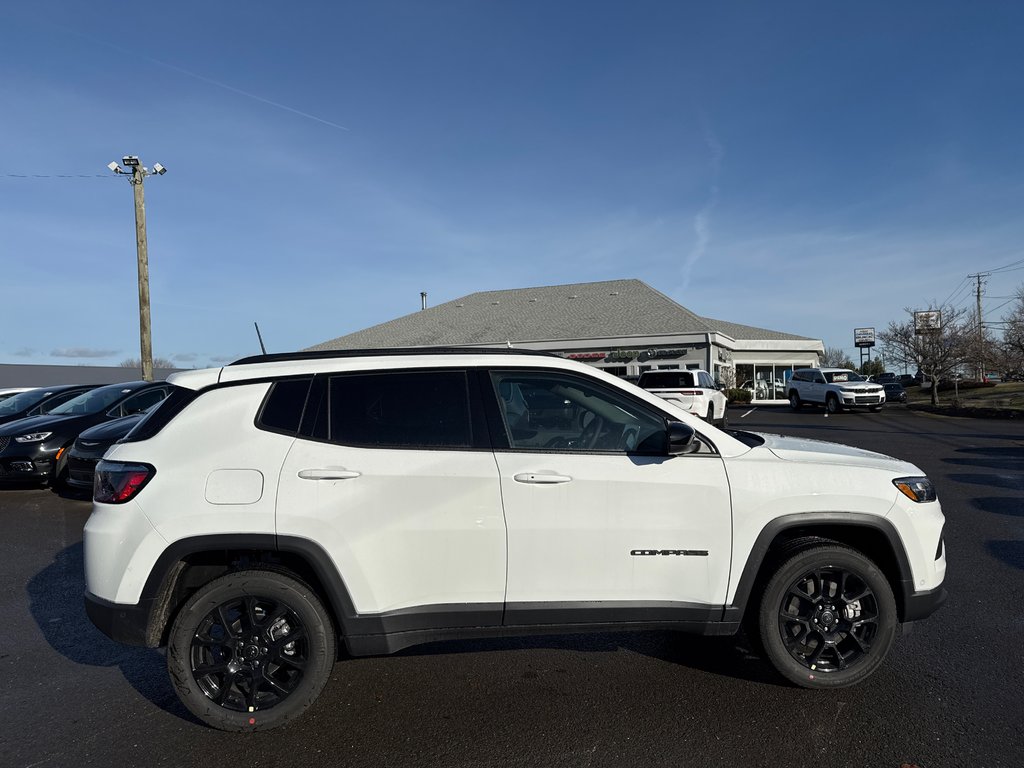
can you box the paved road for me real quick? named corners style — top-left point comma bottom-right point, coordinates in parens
top-left (1, 406), bottom-right (1021, 768)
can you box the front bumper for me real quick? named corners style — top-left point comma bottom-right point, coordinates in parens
top-left (0, 456), bottom-right (55, 482)
top-left (902, 583), bottom-right (948, 622)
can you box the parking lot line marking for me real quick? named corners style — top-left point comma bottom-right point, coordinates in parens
top-left (742, 408), bottom-right (756, 418)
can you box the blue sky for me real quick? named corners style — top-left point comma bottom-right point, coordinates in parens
top-left (3, 1), bottom-right (1023, 368)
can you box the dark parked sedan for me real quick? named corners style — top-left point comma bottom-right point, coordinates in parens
top-left (883, 382), bottom-right (908, 403)
top-left (65, 410), bottom-right (149, 492)
top-left (0, 384), bottom-right (100, 426)
top-left (0, 380), bottom-right (171, 486)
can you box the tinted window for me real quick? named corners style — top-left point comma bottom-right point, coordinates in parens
top-left (328, 370), bottom-right (472, 448)
top-left (639, 371), bottom-right (695, 389)
top-left (258, 378), bottom-right (312, 434)
top-left (117, 388), bottom-right (169, 416)
top-left (50, 384), bottom-right (145, 415)
top-left (490, 370), bottom-right (665, 454)
top-left (0, 389), bottom-right (51, 415)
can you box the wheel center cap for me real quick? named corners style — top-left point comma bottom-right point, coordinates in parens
top-left (243, 644), bottom-right (261, 660)
top-left (820, 610), bottom-right (836, 626)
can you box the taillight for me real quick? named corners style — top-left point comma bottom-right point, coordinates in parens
top-left (94, 461), bottom-right (155, 504)
top-left (678, 390), bottom-right (702, 396)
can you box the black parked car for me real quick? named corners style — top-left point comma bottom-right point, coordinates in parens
top-left (883, 382), bottom-right (908, 403)
top-left (65, 410), bottom-right (151, 492)
top-left (0, 384), bottom-right (100, 426)
top-left (0, 381), bottom-right (171, 486)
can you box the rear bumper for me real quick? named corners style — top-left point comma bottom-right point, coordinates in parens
top-left (85, 591), bottom-right (156, 647)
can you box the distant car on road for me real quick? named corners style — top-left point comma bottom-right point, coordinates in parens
top-left (883, 382), bottom-right (908, 403)
top-left (787, 368), bottom-right (886, 413)
top-left (638, 368), bottom-right (728, 426)
top-left (870, 372), bottom-right (898, 384)
top-left (0, 385), bottom-right (100, 426)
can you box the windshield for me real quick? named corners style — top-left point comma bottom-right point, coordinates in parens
top-left (0, 389), bottom-right (49, 415)
top-left (824, 370), bottom-right (866, 383)
top-left (49, 384), bottom-right (140, 416)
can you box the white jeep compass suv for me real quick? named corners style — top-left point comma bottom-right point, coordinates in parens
top-left (84, 348), bottom-right (946, 731)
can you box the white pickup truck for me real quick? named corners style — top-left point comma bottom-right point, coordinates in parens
top-left (788, 368), bottom-right (886, 413)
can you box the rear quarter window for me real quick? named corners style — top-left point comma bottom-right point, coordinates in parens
top-left (257, 378), bottom-right (313, 435)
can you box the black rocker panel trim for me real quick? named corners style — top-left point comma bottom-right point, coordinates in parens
top-left (107, 533), bottom-right (736, 653)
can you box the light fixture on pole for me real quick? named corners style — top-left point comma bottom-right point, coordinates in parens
top-left (108, 155), bottom-right (167, 381)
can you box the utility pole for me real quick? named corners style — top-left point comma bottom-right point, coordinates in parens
top-left (968, 272), bottom-right (988, 382)
top-left (108, 156), bottom-right (167, 381)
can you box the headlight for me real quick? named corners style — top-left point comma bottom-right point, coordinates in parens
top-left (893, 476), bottom-right (937, 503)
top-left (15, 432), bottom-right (53, 443)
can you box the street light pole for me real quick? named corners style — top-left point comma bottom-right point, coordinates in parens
top-left (109, 156), bottom-right (167, 381)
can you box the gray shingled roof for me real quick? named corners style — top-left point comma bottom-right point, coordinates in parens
top-left (699, 316), bottom-right (817, 342)
top-left (307, 279), bottom-right (809, 350)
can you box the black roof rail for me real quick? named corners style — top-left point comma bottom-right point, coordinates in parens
top-left (228, 347), bottom-right (560, 366)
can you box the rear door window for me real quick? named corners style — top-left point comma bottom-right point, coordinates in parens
top-left (326, 370), bottom-right (472, 448)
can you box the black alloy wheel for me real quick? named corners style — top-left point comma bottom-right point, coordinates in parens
top-left (826, 395), bottom-right (841, 414)
top-left (789, 392), bottom-right (802, 411)
top-left (168, 570), bottom-right (335, 731)
top-left (758, 545), bottom-right (896, 688)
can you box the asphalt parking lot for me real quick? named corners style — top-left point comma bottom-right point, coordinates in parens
top-left (1, 405), bottom-right (1021, 768)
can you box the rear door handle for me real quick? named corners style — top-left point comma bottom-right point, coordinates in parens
top-left (513, 472), bottom-right (572, 484)
top-left (297, 468), bottom-right (361, 481)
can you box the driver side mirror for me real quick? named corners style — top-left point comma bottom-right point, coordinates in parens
top-left (666, 420), bottom-right (698, 455)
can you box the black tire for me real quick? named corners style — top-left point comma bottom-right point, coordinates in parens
top-left (719, 406), bottom-right (729, 429)
top-left (788, 392), bottom-right (802, 411)
top-left (167, 569), bottom-right (336, 731)
top-left (757, 545), bottom-right (897, 688)
top-left (826, 394), bottom-right (841, 414)
top-left (706, 404), bottom-right (715, 423)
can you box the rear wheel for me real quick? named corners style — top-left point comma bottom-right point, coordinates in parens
top-left (719, 405), bottom-right (729, 429)
top-left (167, 569), bottom-right (336, 731)
top-left (757, 545), bottom-right (896, 688)
top-left (706, 404), bottom-right (715, 423)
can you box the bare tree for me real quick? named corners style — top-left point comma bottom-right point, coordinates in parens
top-left (822, 346), bottom-right (856, 369)
top-left (120, 357), bottom-right (176, 369)
top-left (996, 284), bottom-right (1024, 379)
top-left (878, 306), bottom-right (973, 405)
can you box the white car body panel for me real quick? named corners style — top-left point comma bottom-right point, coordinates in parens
top-left (495, 451), bottom-right (731, 605)
top-left (275, 439), bottom-right (507, 613)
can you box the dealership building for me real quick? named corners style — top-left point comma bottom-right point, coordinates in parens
top-left (308, 279), bottom-right (824, 402)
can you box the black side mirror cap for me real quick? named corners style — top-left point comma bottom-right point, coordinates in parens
top-left (666, 420), bottom-right (697, 455)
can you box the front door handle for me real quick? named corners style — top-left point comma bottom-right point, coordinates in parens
top-left (513, 472), bottom-right (572, 484)
top-left (298, 468), bottom-right (361, 481)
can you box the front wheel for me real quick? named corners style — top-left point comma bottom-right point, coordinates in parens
top-left (788, 392), bottom-right (802, 411)
top-left (757, 545), bottom-right (897, 688)
top-left (826, 394), bottom-right (841, 414)
top-left (167, 569), bottom-right (336, 731)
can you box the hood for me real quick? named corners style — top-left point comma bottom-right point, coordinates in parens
top-left (0, 413), bottom-right (83, 436)
top-left (76, 413), bottom-right (144, 442)
top-left (756, 432), bottom-right (920, 474)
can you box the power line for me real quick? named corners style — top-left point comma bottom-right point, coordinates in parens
top-left (2, 173), bottom-right (120, 179)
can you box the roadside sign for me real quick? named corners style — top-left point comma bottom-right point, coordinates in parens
top-left (854, 327), bottom-right (875, 348)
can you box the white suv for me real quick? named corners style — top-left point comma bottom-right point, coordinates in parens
top-left (637, 368), bottom-right (728, 426)
top-left (84, 348), bottom-right (946, 731)
top-left (788, 368), bottom-right (886, 413)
